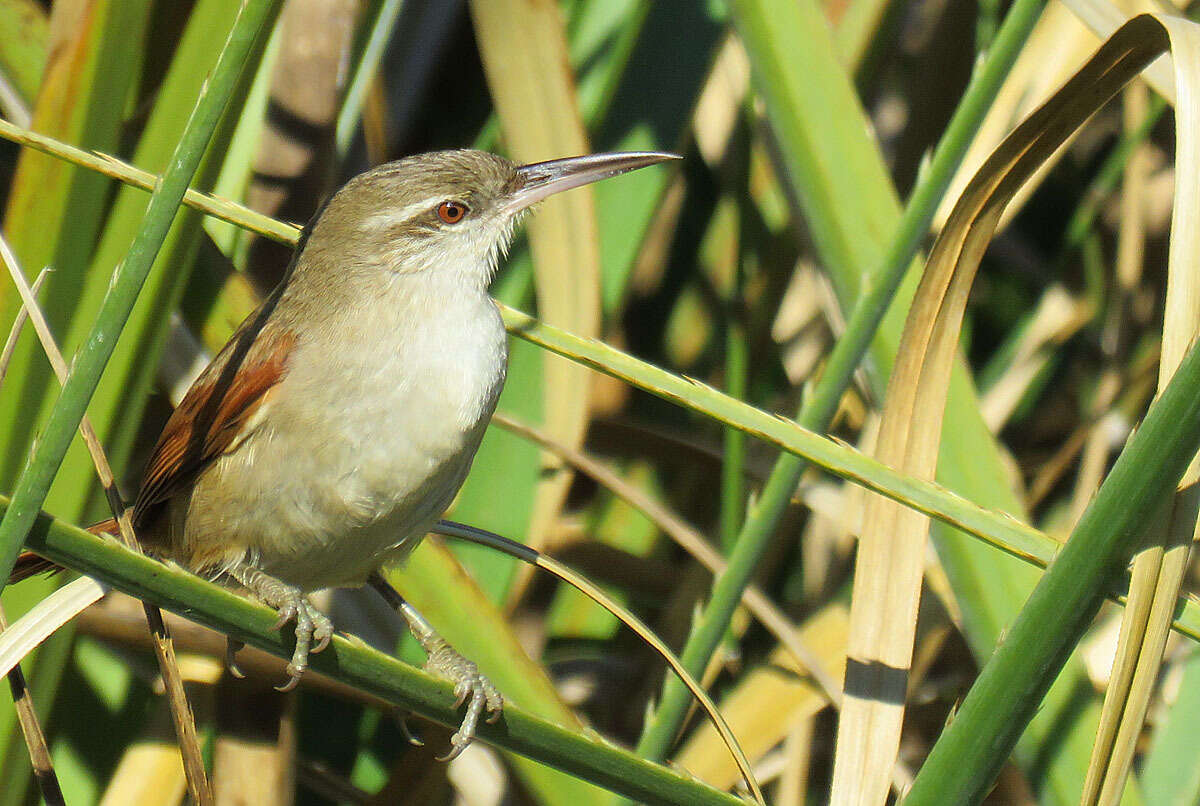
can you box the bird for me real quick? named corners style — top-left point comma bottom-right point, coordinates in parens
top-left (11, 148), bottom-right (677, 759)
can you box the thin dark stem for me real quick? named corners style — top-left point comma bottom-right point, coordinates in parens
top-left (0, 605), bottom-right (64, 806)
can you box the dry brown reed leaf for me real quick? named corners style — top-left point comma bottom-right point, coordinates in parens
top-left (829, 15), bottom-right (1200, 803)
top-left (934, 0), bottom-right (1177, 235)
top-left (1083, 14), bottom-right (1200, 803)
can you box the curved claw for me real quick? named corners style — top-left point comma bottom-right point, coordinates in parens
top-left (452, 681), bottom-right (471, 709)
top-left (437, 737), bottom-right (469, 763)
top-left (312, 621), bottom-right (334, 654)
top-left (229, 567), bottom-right (334, 693)
top-left (270, 601), bottom-right (299, 632)
top-left (423, 644), bottom-right (503, 761)
top-left (225, 638), bottom-right (247, 679)
top-left (386, 592), bottom-right (503, 762)
top-left (271, 598), bottom-right (334, 691)
top-left (395, 713), bottom-right (425, 747)
top-left (275, 668), bottom-right (303, 693)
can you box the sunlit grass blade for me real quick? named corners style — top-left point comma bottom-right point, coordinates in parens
top-left (0, 4), bottom-right (279, 792)
top-left (204, 22), bottom-right (281, 261)
top-left (6, 118), bottom-right (1200, 648)
top-left (0, 226), bottom-right (216, 799)
top-left (0, 0), bottom-right (278, 584)
top-left (0, 261), bottom-right (60, 806)
top-left (725, 0), bottom-right (1124, 797)
top-left (51, 0), bottom-right (280, 552)
top-left (903, 14), bottom-right (1200, 802)
top-left (633, 0), bottom-right (1047, 777)
top-left (9, 500), bottom-right (748, 806)
top-left (0, 0), bottom-right (151, 501)
top-left (334, 0), bottom-right (403, 158)
top-left (0, 578), bottom-right (106, 680)
top-left (0, 2), bottom-right (152, 797)
top-left (1081, 20), bottom-right (1200, 804)
top-left (0, 117), bottom-right (295, 243)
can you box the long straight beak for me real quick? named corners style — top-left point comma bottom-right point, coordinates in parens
top-left (503, 151), bottom-right (680, 215)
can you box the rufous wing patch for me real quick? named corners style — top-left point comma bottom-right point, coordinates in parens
top-left (133, 324), bottom-right (295, 536)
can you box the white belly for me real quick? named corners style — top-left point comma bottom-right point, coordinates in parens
top-left (184, 288), bottom-right (507, 590)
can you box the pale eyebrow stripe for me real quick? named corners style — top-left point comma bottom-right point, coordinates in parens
top-left (360, 196), bottom-right (443, 230)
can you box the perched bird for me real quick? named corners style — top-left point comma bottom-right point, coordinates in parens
top-left (13, 148), bottom-right (676, 757)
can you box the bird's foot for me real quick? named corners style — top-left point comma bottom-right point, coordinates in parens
top-left (368, 573), bottom-right (502, 760)
top-left (423, 638), bottom-right (503, 761)
top-left (229, 565), bottom-right (334, 691)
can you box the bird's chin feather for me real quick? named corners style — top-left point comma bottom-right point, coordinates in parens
top-left (487, 214), bottom-right (523, 280)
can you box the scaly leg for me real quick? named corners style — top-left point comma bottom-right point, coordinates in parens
top-left (369, 573), bottom-right (503, 760)
top-left (228, 563), bottom-right (334, 691)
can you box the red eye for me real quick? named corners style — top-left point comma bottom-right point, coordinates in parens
top-left (437, 200), bottom-right (468, 224)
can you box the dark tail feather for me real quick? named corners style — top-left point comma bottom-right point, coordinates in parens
top-left (10, 551), bottom-right (59, 583)
top-left (8, 518), bottom-right (119, 584)
top-left (88, 518), bottom-right (119, 536)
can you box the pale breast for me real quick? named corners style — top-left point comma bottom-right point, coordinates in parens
top-left (182, 285), bottom-right (508, 590)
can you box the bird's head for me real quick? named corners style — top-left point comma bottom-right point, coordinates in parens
top-left (298, 149), bottom-right (678, 291)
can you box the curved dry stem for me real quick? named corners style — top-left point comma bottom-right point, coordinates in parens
top-left (432, 520), bottom-right (765, 804)
top-left (490, 411), bottom-right (842, 705)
